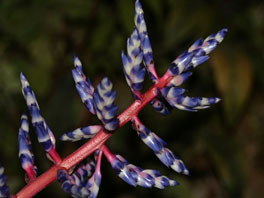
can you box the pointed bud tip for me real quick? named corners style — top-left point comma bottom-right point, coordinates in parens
top-left (221, 28), bottom-right (228, 34)
top-left (215, 97), bottom-right (221, 103)
top-left (73, 55), bottom-right (82, 68)
top-left (20, 72), bottom-right (29, 87)
top-left (183, 169), bottom-right (190, 175)
top-left (20, 72), bottom-right (26, 81)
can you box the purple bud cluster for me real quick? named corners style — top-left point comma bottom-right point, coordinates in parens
top-left (122, 28), bottom-right (146, 100)
top-left (58, 154), bottom-right (102, 198)
top-left (168, 28), bottom-right (227, 76)
top-left (72, 56), bottom-right (96, 115)
top-left (71, 56), bottom-right (120, 132)
top-left (20, 73), bottom-right (56, 153)
top-left (134, 0), bottom-right (159, 82)
top-left (93, 77), bottom-right (119, 131)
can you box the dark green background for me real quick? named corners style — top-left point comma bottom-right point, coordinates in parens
top-left (0, 0), bottom-right (264, 197)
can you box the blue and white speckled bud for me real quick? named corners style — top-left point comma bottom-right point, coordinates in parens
top-left (18, 114), bottom-right (37, 179)
top-left (83, 150), bottom-right (102, 198)
top-left (132, 117), bottom-right (189, 175)
top-left (167, 28), bottom-right (227, 76)
top-left (168, 51), bottom-right (194, 76)
top-left (162, 88), bottom-right (221, 112)
top-left (0, 163), bottom-right (10, 198)
top-left (134, 0), bottom-right (158, 82)
top-left (142, 169), bottom-right (179, 189)
top-left (84, 168), bottom-right (101, 198)
top-left (60, 125), bottom-right (102, 142)
top-left (57, 170), bottom-right (84, 197)
top-left (122, 28), bottom-right (146, 99)
top-left (20, 73), bottom-right (55, 153)
top-left (58, 158), bottom-right (99, 198)
top-left (114, 154), bottom-right (178, 189)
top-left (93, 77), bottom-right (119, 131)
top-left (106, 153), bottom-right (137, 187)
top-left (72, 55), bottom-right (96, 115)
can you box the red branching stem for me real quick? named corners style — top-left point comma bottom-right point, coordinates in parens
top-left (48, 148), bottom-right (62, 164)
top-left (15, 73), bottom-right (173, 198)
top-left (101, 145), bottom-right (115, 162)
top-left (95, 149), bottom-right (103, 175)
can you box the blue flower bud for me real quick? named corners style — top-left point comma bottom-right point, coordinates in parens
top-left (93, 77), bottom-right (119, 131)
top-left (72, 55), bottom-right (96, 115)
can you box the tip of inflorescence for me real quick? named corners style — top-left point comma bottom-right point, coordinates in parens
top-left (20, 72), bottom-right (29, 87)
top-left (220, 28), bottom-right (228, 37)
top-left (20, 72), bottom-right (26, 80)
top-left (215, 97), bottom-right (221, 103)
top-left (135, 0), bottom-right (143, 12)
top-left (73, 54), bottom-right (82, 68)
top-left (183, 169), bottom-right (190, 176)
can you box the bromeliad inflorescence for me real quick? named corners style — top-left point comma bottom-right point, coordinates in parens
top-left (0, 0), bottom-right (227, 197)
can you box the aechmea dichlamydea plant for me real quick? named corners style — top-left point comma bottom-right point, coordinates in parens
top-left (0, 0), bottom-right (227, 197)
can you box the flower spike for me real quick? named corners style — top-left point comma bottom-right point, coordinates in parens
top-left (161, 88), bottom-right (221, 112)
top-left (103, 146), bottom-right (137, 187)
top-left (167, 28), bottom-right (228, 76)
top-left (8, 1), bottom-right (227, 197)
top-left (93, 77), bottom-right (119, 131)
top-left (132, 117), bottom-right (189, 175)
top-left (134, 0), bottom-right (159, 82)
top-left (20, 73), bottom-right (60, 163)
top-left (0, 163), bottom-right (10, 198)
top-left (122, 28), bottom-right (146, 100)
top-left (60, 125), bottom-right (102, 142)
top-left (18, 114), bottom-right (37, 181)
top-left (103, 146), bottom-right (178, 189)
top-left (72, 55), bottom-right (96, 115)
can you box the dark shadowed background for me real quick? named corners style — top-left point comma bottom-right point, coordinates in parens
top-left (0, 0), bottom-right (264, 197)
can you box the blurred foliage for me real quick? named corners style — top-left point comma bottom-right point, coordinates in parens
top-left (0, 0), bottom-right (264, 197)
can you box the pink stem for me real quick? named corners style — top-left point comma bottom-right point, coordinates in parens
top-left (15, 73), bottom-right (173, 198)
top-left (101, 145), bottom-right (115, 163)
top-left (25, 166), bottom-right (36, 181)
top-left (48, 148), bottom-right (62, 164)
top-left (95, 149), bottom-right (103, 175)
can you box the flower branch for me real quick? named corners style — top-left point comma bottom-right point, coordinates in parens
top-left (0, 0), bottom-right (227, 198)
